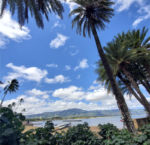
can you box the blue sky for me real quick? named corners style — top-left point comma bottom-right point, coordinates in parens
top-left (0, 0), bottom-right (150, 115)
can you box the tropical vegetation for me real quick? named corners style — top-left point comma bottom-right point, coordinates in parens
top-left (0, 0), bottom-right (149, 134)
top-left (0, 107), bottom-right (150, 145)
top-left (69, 0), bottom-right (136, 133)
top-left (0, 79), bottom-right (19, 108)
top-left (95, 26), bottom-right (150, 116)
top-left (0, 0), bottom-right (64, 28)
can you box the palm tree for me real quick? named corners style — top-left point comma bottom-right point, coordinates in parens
top-left (7, 104), bottom-right (12, 109)
top-left (0, 79), bottom-right (19, 107)
top-left (69, 0), bottom-right (136, 133)
top-left (99, 39), bottom-right (150, 114)
top-left (0, 0), bottom-right (64, 28)
top-left (95, 61), bottom-right (145, 106)
top-left (21, 108), bottom-right (26, 112)
top-left (16, 98), bottom-right (24, 110)
top-left (123, 27), bottom-right (150, 76)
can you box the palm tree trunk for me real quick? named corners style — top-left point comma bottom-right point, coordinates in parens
top-left (90, 22), bottom-right (136, 134)
top-left (119, 78), bottom-right (144, 105)
top-left (145, 79), bottom-right (150, 89)
top-left (121, 67), bottom-right (150, 116)
top-left (0, 94), bottom-right (6, 108)
top-left (140, 80), bottom-right (150, 94)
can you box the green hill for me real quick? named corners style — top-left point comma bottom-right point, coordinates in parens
top-left (26, 108), bottom-right (146, 119)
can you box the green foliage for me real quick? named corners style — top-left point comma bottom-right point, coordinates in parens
top-left (69, 0), bottom-right (114, 38)
top-left (135, 124), bottom-right (150, 144)
top-left (0, 107), bottom-right (25, 145)
top-left (98, 123), bottom-right (119, 140)
top-left (0, 0), bottom-right (64, 28)
top-left (102, 129), bottom-right (135, 145)
top-left (1, 109), bottom-right (150, 145)
top-left (61, 122), bottom-right (101, 145)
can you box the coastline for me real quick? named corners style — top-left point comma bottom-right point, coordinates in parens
top-left (26, 114), bottom-right (147, 122)
top-left (22, 126), bottom-right (100, 134)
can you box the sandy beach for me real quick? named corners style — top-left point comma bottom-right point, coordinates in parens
top-left (22, 126), bottom-right (100, 134)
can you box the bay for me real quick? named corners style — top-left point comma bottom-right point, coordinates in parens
top-left (32, 114), bottom-right (147, 129)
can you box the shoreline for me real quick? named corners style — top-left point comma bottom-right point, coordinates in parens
top-left (26, 114), bottom-right (147, 122)
top-left (22, 126), bottom-right (100, 134)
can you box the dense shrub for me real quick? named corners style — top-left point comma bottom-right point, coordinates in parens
top-left (60, 122), bottom-right (101, 145)
top-left (98, 123), bottom-right (119, 140)
top-left (0, 107), bottom-right (25, 145)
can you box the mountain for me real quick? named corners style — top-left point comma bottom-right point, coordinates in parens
top-left (26, 108), bottom-right (147, 119)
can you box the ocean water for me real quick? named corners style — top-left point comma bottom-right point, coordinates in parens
top-left (32, 114), bottom-right (147, 129)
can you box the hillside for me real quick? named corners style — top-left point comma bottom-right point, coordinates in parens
top-left (26, 108), bottom-right (146, 119)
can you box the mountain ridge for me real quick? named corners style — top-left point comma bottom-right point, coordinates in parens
top-left (26, 108), bottom-right (146, 118)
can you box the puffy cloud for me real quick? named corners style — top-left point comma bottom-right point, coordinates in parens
top-left (2, 83), bottom-right (148, 115)
top-left (26, 88), bottom-right (52, 99)
top-left (74, 59), bottom-right (89, 71)
top-left (50, 33), bottom-right (69, 49)
top-left (3, 63), bottom-right (48, 83)
top-left (0, 10), bottom-right (31, 47)
top-left (46, 63), bottom-right (58, 68)
top-left (44, 75), bottom-right (71, 84)
top-left (61, 0), bottom-right (78, 12)
top-left (52, 86), bottom-right (85, 100)
top-left (65, 65), bottom-right (71, 70)
top-left (88, 85), bottom-right (102, 91)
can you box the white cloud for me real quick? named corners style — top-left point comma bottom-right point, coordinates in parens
top-left (44, 75), bottom-right (71, 84)
top-left (26, 88), bottom-right (52, 99)
top-left (70, 50), bottom-right (79, 56)
top-left (3, 63), bottom-right (48, 83)
top-left (88, 85), bottom-right (102, 91)
top-left (50, 33), bottom-right (69, 49)
top-left (51, 21), bottom-right (61, 30)
top-left (77, 75), bottom-right (81, 79)
top-left (46, 63), bottom-right (58, 68)
top-left (113, 0), bottom-right (150, 27)
top-left (0, 38), bottom-right (5, 48)
top-left (52, 86), bottom-right (84, 101)
top-left (132, 4), bottom-right (150, 27)
top-left (113, 0), bottom-right (144, 12)
top-left (61, 0), bottom-right (78, 12)
top-left (65, 65), bottom-right (71, 70)
top-left (74, 59), bottom-right (89, 71)
top-left (2, 84), bottom-right (147, 115)
top-left (0, 10), bottom-right (31, 47)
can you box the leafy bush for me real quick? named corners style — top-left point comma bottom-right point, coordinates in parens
top-left (23, 121), bottom-right (57, 145)
top-left (98, 123), bottom-right (119, 140)
top-left (0, 107), bottom-right (25, 145)
top-left (134, 124), bottom-right (150, 145)
top-left (61, 122), bottom-right (101, 145)
top-left (102, 129), bottom-right (135, 145)
top-left (1, 107), bottom-right (150, 145)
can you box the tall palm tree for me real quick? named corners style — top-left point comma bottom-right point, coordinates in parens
top-left (100, 39), bottom-right (150, 114)
top-left (0, 0), bottom-right (64, 28)
top-left (0, 79), bottom-right (19, 107)
top-left (69, 0), bottom-right (136, 133)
